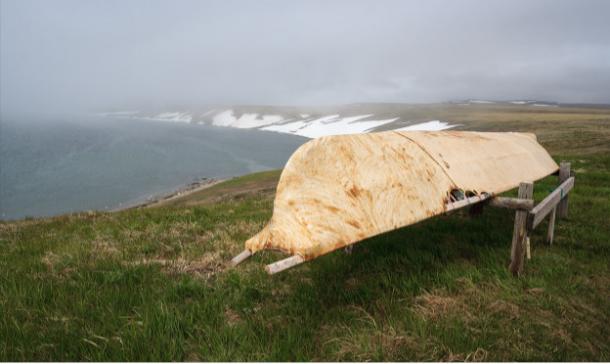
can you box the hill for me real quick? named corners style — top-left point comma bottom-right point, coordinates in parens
top-left (103, 101), bottom-right (610, 140)
top-left (1, 104), bottom-right (609, 360)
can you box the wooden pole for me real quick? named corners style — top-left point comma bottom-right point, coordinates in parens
top-left (546, 207), bottom-right (557, 245)
top-left (445, 194), bottom-right (491, 212)
top-left (265, 255), bottom-right (305, 275)
top-left (489, 197), bottom-right (534, 211)
top-left (509, 182), bottom-right (534, 276)
top-left (230, 250), bottom-right (252, 266)
top-left (445, 195), bottom-right (533, 213)
top-left (557, 161), bottom-right (571, 218)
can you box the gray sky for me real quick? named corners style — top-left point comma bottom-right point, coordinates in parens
top-left (2, 0), bottom-right (610, 115)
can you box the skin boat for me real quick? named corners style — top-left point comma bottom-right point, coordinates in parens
top-left (232, 131), bottom-right (558, 273)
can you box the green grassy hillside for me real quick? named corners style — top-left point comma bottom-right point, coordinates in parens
top-left (1, 105), bottom-right (609, 361)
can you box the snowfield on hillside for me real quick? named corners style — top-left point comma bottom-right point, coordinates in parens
top-left (395, 120), bottom-right (456, 131)
top-left (260, 114), bottom-right (405, 138)
top-left (105, 108), bottom-right (457, 138)
top-left (212, 110), bottom-right (284, 128)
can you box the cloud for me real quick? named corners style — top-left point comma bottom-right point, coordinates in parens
top-left (2, 0), bottom-right (609, 116)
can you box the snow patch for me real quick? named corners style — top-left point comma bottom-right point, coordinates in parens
top-left (262, 114), bottom-right (398, 138)
top-left (395, 120), bottom-right (456, 132)
top-left (155, 112), bottom-right (193, 122)
top-left (212, 110), bottom-right (285, 128)
top-left (469, 99), bottom-right (495, 104)
top-left (103, 109), bottom-right (457, 139)
top-left (141, 112), bottom-right (192, 123)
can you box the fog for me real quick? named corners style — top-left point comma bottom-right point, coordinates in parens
top-left (2, 0), bottom-right (610, 116)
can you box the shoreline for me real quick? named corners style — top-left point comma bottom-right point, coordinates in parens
top-left (1, 177), bottom-right (228, 222)
top-left (110, 177), bottom-right (225, 212)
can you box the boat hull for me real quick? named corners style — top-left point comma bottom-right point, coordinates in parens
top-left (245, 131), bottom-right (558, 260)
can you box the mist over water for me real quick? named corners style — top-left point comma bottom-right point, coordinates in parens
top-left (0, 116), bottom-right (307, 220)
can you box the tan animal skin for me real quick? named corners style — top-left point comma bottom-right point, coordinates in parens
top-left (240, 130), bottom-right (558, 265)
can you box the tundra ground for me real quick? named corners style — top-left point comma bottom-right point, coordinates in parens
top-left (1, 104), bottom-right (609, 361)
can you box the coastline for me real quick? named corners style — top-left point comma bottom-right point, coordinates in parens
top-left (110, 177), bottom-right (225, 212)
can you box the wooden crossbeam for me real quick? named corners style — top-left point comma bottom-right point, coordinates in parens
top-left (527, 176), bottom-right (574, 230)
top-left (445, 194), bottom-right (533, 212)
top-left (445, 194), bottom-right (491, 212)
top-left (489, 197), bottom-right (534, 210)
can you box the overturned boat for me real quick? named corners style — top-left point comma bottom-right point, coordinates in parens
top-left (232, 131), bottom-right (558, 273)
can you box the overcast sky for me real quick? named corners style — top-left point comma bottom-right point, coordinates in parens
top-left (1, 0), bottom-right (610, 115)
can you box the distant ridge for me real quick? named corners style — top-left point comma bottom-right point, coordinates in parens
top-left (100, 100), bottom-right (610, 139)
top-left (449, 99), bottom-right (610, 108)
top-left (100, 105), bottom-right (457, 138)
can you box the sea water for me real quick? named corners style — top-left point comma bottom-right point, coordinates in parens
top-left (0, 116), bottom-right (307, 220)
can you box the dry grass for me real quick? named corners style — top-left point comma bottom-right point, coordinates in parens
top-left (129, 253), bottom-right (226, 279)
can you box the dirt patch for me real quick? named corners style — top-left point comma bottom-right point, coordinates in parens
top-left (443, 347), bottom-right (488, 362)
top-left (224, 307), bottom-right (242, 327)
top-left (526, 287), bottom-right (545, 295)
top-left (41, 250), bottom-right (76, 278)
top-left (323, 322), bottom-right (420, 361)
top-left (90, 238), bottom-right (119, 257)
top-left (41, 251), bottom-right (62, 271)
top-left (129, 252), bottom-right (226, 279)
top-left (0, 219), bottom-right (40, 234)
top-left (488, 300), bottom-right (520, 320)
top-left (378, 327), bottom-right (419, 358)
top-left (413, 290), bottom-right (473, 322)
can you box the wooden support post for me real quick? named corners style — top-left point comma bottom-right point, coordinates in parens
top-left (557, 161), bottom-right (571, 218)
top-left (526, 237), bottom-right (531, 260)
top-left (546, 207), bottom-right (557, 245)
top-left (509, 182), bottom-right (534, 276)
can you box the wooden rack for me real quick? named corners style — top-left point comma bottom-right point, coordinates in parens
top-left (446, 161), bottom-right (573, 276)
top-left (232, 161), bottom-right (574, 276)
top-left (507, 161), bottom-right (574, 276)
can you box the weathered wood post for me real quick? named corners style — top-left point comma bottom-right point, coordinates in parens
top-left (557, 161), bottom-right (571, 218)
top-left (509, 182), bottom-right (534, 276)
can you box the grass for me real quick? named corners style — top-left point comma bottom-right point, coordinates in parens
top-left (1, 105), bottom-right (609, 361)
top-left (156, 170), bottom-right (282, 208)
